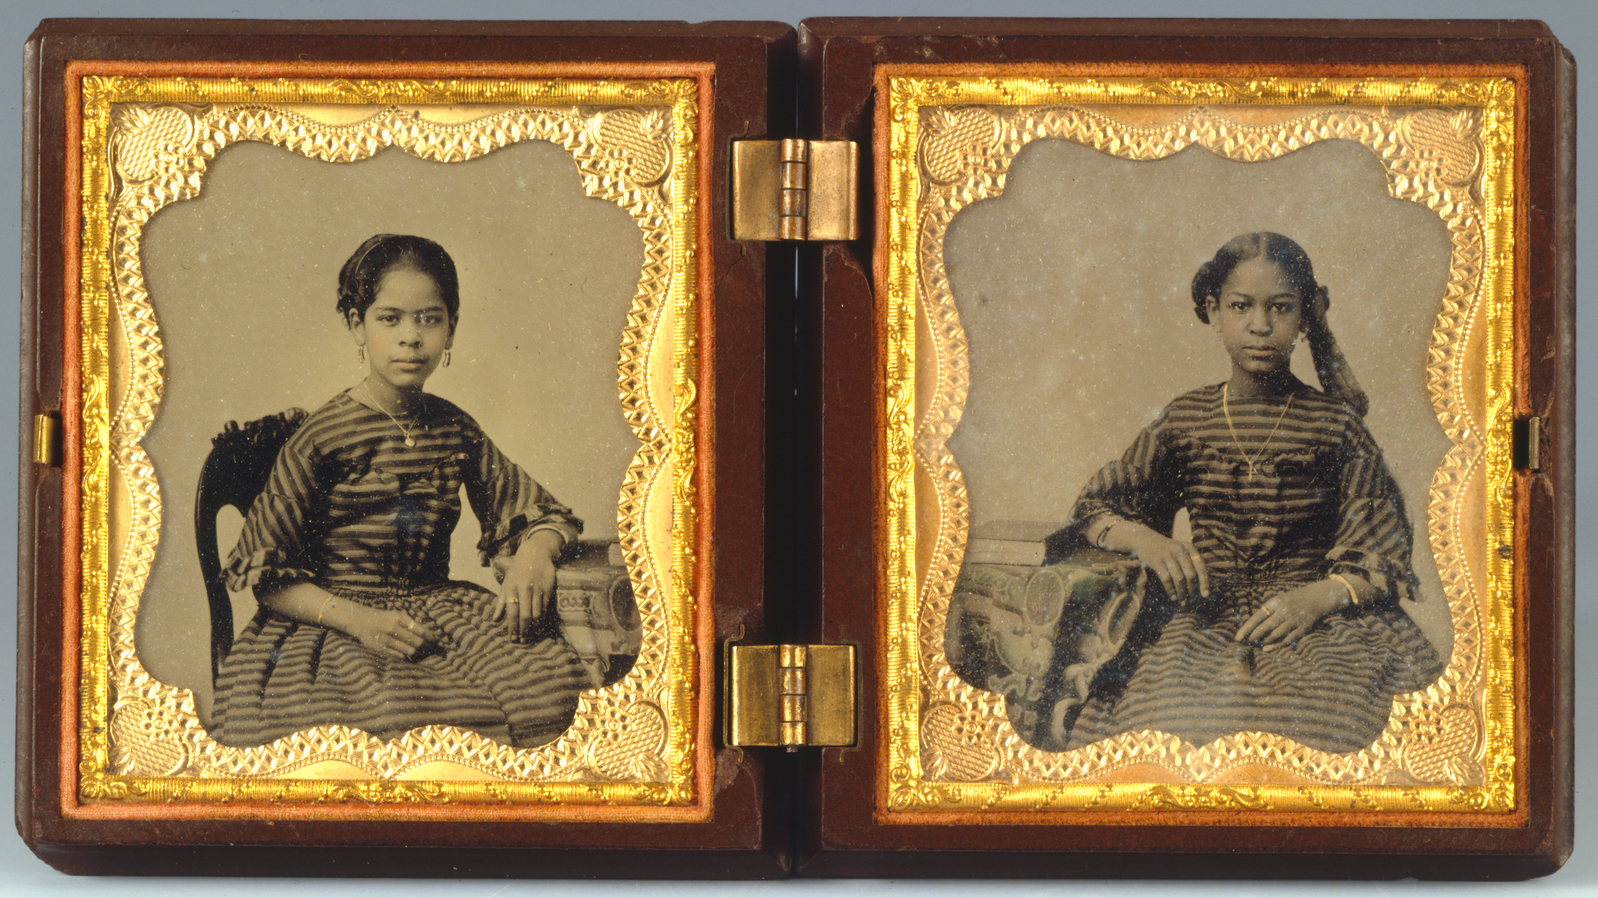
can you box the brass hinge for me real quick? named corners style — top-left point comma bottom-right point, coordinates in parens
top-left (731, 140), bottom-right (860, 242)
top-left (727, 643), bottom-right (856, 749)
top-left (1514, 416), bottom-right (1544, 471)
top-left (33, 414), bottom-right (60, 466)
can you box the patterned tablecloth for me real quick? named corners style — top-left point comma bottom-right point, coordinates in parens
top-left (945, 550), bottom-right (1148, 749)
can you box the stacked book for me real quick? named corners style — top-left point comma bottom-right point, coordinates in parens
top-left (961, 520), bottom-right (1078, 567)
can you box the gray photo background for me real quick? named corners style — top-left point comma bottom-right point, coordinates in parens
top-left (947, 136), bottom-right (1454, 653)
top-left (137, 138), bottom-right (644, 717)
top-left (2, 2), bottom-right (1592, 897)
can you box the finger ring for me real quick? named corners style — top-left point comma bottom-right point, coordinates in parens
top-left (1189, 553), bottom-right (1202, 562)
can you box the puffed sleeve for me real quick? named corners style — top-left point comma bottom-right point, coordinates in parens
top-left (1325, 411), bottom-right (1420, 605)
top-left (466, 431), bottom-right (583, 567)
top-left (1070, 405), bottom-right (1186, 539)
top-left (223, 428), bottom-right (325, 593)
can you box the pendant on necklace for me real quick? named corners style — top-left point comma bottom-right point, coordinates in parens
top-left (404, 436), bottom-right (415, 447)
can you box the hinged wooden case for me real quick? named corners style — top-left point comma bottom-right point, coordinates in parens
top-left (16, 17), bottom-right (1574, 880)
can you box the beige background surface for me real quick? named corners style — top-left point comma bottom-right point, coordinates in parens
top-left (945, 136), bottom-right (1455, 651)
top-left (134, 138), bottom-right (645, 715)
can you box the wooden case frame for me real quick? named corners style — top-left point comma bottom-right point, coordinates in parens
top-left (16, 17), bottom-right (1574, 881)
top-left (19, 19), bottom-right (795, 877)
top-left (799, 18), bottom-right (1573, 879)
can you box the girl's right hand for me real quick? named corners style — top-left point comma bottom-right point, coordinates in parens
top-left (1119, 528), bottom-right (1210, 607)
top-left (349, 608), bottom-right (442, 660)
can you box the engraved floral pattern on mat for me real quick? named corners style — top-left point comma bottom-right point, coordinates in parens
top-left (83, 80), bottom-right (697, 799)
top-left (909, 101), bottom-right (1498, 793)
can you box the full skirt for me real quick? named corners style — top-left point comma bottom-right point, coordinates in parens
top-left (1068, 578), bottom-right (1446, 753)
top-left (211, 580), bottom-right (591, 748)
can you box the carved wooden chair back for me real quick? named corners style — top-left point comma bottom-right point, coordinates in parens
top-left (194, 409), bottom-right (308, 686)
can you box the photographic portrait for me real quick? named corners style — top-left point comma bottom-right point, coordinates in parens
top-left (139, 143), bottom-right (645, 742)
top-left (77, 73), bottom-right (704, 807)
top-left (879, 74), bottom-right (1518, 817)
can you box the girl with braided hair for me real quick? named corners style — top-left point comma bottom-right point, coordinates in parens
top-left (1061, 232), bottom-right (1445, 753)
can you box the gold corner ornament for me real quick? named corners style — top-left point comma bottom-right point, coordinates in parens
top-left (732, 139), bottom-right (860, 241)
top-left (74, 72), bottom-right (704, 812)
top-left (880, 73), bottom-right (1519, 818)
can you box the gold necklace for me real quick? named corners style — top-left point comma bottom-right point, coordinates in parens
top-left (1222, 382), bottom-right (1294, 481)
top-left (364, 382), bottom-right (422, 447)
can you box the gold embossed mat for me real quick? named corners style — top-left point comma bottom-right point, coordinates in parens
top-left (877, 69), bottom-right (1521, 823)
top-left (64, 63), bottom-right (709, 819)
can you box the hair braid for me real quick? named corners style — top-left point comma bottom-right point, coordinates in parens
top-left (1192, 232), bottom-right (1369, 417)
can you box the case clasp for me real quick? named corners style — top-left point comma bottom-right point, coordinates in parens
top-left (1514, 416), bottom-right (1543, 471)
top-left (33, 414), bottom-right (60, 466)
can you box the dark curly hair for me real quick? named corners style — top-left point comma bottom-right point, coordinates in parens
top-left (1189, 232), bottom-right (1321, 325)
top-left (335, 234), bottom-right (460, 325)
top-left (1190, 232), bottom-right (1369, 417)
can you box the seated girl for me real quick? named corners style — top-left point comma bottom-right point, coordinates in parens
top-left (211, 234), bottom-right (596, 749)
top-left (1061, 232), bottom-right (1446, 754)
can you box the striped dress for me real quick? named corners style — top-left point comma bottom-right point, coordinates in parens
top-left (210, 389), bottom-right (594, 749)
top-left (1066, 380), bottom-right (1445, 754)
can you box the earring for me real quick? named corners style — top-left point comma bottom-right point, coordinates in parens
top-left (356, 347), bottom-right (365, 365)
top-left (443, 349), bottom-right (451, 368)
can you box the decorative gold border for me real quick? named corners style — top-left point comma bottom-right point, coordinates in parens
top-left (70, 71), bottom-right (705, 814)
top-left (880, 73), bottom-right (1519, 819)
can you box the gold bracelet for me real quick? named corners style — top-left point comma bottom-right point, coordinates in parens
top-left (315, 595), bottom-right (336, 626)
top-left (1328, 573), bottom-right (1361, 607)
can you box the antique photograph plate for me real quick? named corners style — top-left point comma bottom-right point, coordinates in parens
top-left (883, 69), bottom-right (1517, 820)
top-left (74, 65), bottom-right (704, 810)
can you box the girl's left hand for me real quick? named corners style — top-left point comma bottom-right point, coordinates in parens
top-left (492, 530), bottom-right (563, 641)
top-left (1235, 580), bottom-right (1348, 647)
